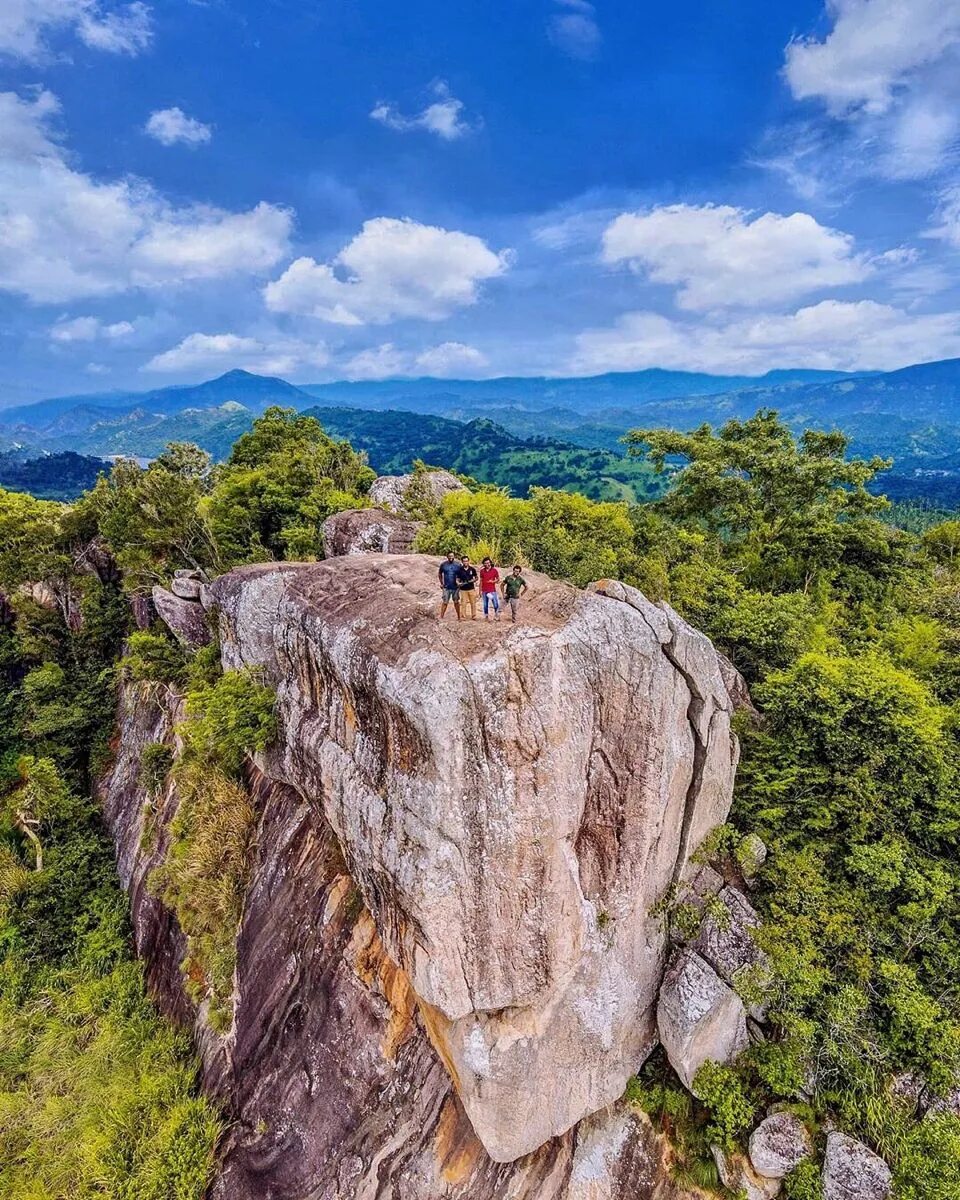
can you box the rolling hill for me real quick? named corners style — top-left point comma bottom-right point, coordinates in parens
top-left (9, 358), bottom-right (960, 505)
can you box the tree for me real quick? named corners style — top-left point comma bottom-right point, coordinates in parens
top-left (627, 411), bottom-right (895, 592)
top-left (80, 454), bottom-right (218, 594)
top-left (206, 407), bottom-right (375, 564)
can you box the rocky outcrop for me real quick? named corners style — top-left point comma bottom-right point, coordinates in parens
top-left (321, 507), bottom-right (420, 557)
top-left (821, 1132), bottom-right (892, 1200)
top-left (170, 568), bottom-right (206, 600)
top-left (656, 949), bottom-right (749, 1092)
top-left (748, 1112), bottom-right (813, 1179)
top-left (691, 886), bottom-right (769, 1019)
top-left (369, 468), bottom-right (467, 513)
top-left (101, 555), bottom-right (744, 1196)
top-left (151, 584), bottom-right (211, 649)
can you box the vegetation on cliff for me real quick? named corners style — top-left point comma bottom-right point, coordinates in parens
top-left (0, 511), bottom-right (221, 1199)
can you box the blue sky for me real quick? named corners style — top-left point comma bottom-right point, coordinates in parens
top-left (3, 0), bottom-right (960, 403)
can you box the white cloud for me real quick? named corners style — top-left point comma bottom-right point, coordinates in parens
top-left (929, 186), bottom-right (960, 249)
top-left (341, 340), bottom-right (488, 380)
top-left (49, 315), bottom-right (134, 341)
top-left (601, 204), bottom-right (872, 311)
top-left (548, 0), bottom-right (601, 60)
top-left (264, 216), bottom-right (509, 325)
top-left (370, 81), bottom-right (476, 141)
top-left (785, 0), bottom-right (960, 116)
top-left (780, 1), bottom-right (960, 183)
top-left (414, 341), bottom-right (487, 376)
top-left (145, 107), bottom-right (212, 148)
top-left (0, 90), bottom-right (292, 303)
top-left (0, 0), bottom-right (152, 61)
top-left (343, 342), bottom-right (410, 380)
top-left (145, 332), bottom-right (329, 377)
top-left (571, 300), bottom-right (960, 375)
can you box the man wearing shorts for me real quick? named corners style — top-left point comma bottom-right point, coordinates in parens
top-left (502, 565), bottom-right (528, 622)
top-left (438, 552), bottom-right (462, 620)
top-left (457, 555), bottom-right (479, 619)
top-left (479, 557), bottom-right (501, 621)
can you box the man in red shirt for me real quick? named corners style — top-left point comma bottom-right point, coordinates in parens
top-left (479, 557), bottom-right (501, 621)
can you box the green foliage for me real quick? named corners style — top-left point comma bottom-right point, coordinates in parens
top-left (416, 486), bottom-right (641, 586)
top-left (0, 488), bottom-right (72, 593)
top-left (0, 956), bottom-right (221, 1200)
top-left (783, 1160), bottom-right (823, 1200)
top-left (0, 498), bottom-right (220, 1197)
top-left (79, 453), bottom-right (218, 596)
top-left (147, 666), bottom-right (276, 1024)
top-left (148, 760), bottom-right (254, 1029)
top-left (141, 743), bottom-right (174, 797)
top-left (122, 630), bottom-right (189, 685)
top-left (206, 406), bottom-right (375, 564)
top-left (693, 1061), bottom-right (757, 1152)
top-left (0, 450), bottom-right (107, 501)
top-left (179, 668), bottom-right (277, 779)
top-left (628, 410), bottom-right (896, 593)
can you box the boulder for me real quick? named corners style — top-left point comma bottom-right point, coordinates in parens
top-left (170, 568), bottom-right (206, 601)
top-left (152, 585), bottom-right (211, 649)
top-left (748, 1112), bottom-right (813, 1179)
top-left (656, 949), bottom-right (749, 1094)
top-left (201, 558), bottom-right (741, 1161)
top-left (822, 1132), bottom-right (892, 1200)
top-left (171, 576), bottom-right (203, 600)
top-left (369, 468), bottom-right (467, 514)
top-left (889, 1071), bottom-right (925, 1112)
top-left (712, 1147), bottom-right (781, 1200)
top-left (129, 591), bottom-right (156, 630)
top-left (321, 507), bottom-right (420, 557)
top-left (926, 1087), bottom-right (960, 1119)
top-left (691, 885), bottom-right (770, 1019)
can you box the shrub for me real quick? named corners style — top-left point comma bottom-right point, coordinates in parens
top-left (692, 1060), bottom-right (756, 1152)
top-left (180, 669), bottom-right (277, 779)
top-left (122, 630), bottom-right (188, 685)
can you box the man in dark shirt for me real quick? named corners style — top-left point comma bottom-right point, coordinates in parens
top-left (438, 552), bottom-right (462, 621)
top-left (502, 565), bottom-right (528, 622)
top-left (456, 555), bottom-right (479, 619)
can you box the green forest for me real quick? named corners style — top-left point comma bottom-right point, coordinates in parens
top-left (2, 405), bottom-right (960, 1196)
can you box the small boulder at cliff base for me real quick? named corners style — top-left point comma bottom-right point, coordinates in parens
top-left (822, 1132), bottom-right (892, 1200)
top-left (748, 1111), bottom-right (813, 1179)
top-left (152, 585), bottom-right (211, 649)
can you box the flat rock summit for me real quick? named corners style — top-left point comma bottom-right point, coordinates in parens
top-left (102, 553), bottom-right (744, 1198)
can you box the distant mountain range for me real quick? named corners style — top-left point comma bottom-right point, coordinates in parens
top-left (7, 359), bottom-right (960, 504)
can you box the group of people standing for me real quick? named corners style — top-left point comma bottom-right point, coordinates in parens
top-left (438, 553), bottom-right (528, 623)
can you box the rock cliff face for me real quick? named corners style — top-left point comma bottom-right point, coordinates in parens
top-left (100, 553), bottom-right (742, 1199)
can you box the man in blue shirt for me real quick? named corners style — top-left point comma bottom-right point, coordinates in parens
top-left (438, 552), bottom-right (462, 621)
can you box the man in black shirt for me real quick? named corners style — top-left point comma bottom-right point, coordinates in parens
top-left (457, 555), bottom-right (479, 620)
top-left (438, 552), bottom-right (462, 620)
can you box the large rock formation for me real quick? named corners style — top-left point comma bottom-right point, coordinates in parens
top-left (101, 554), bottom-right (744, 1197)
top-left (369, 468), bottom-right (467, 513)
top-left (321, 507), bottom-right (420, 557)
